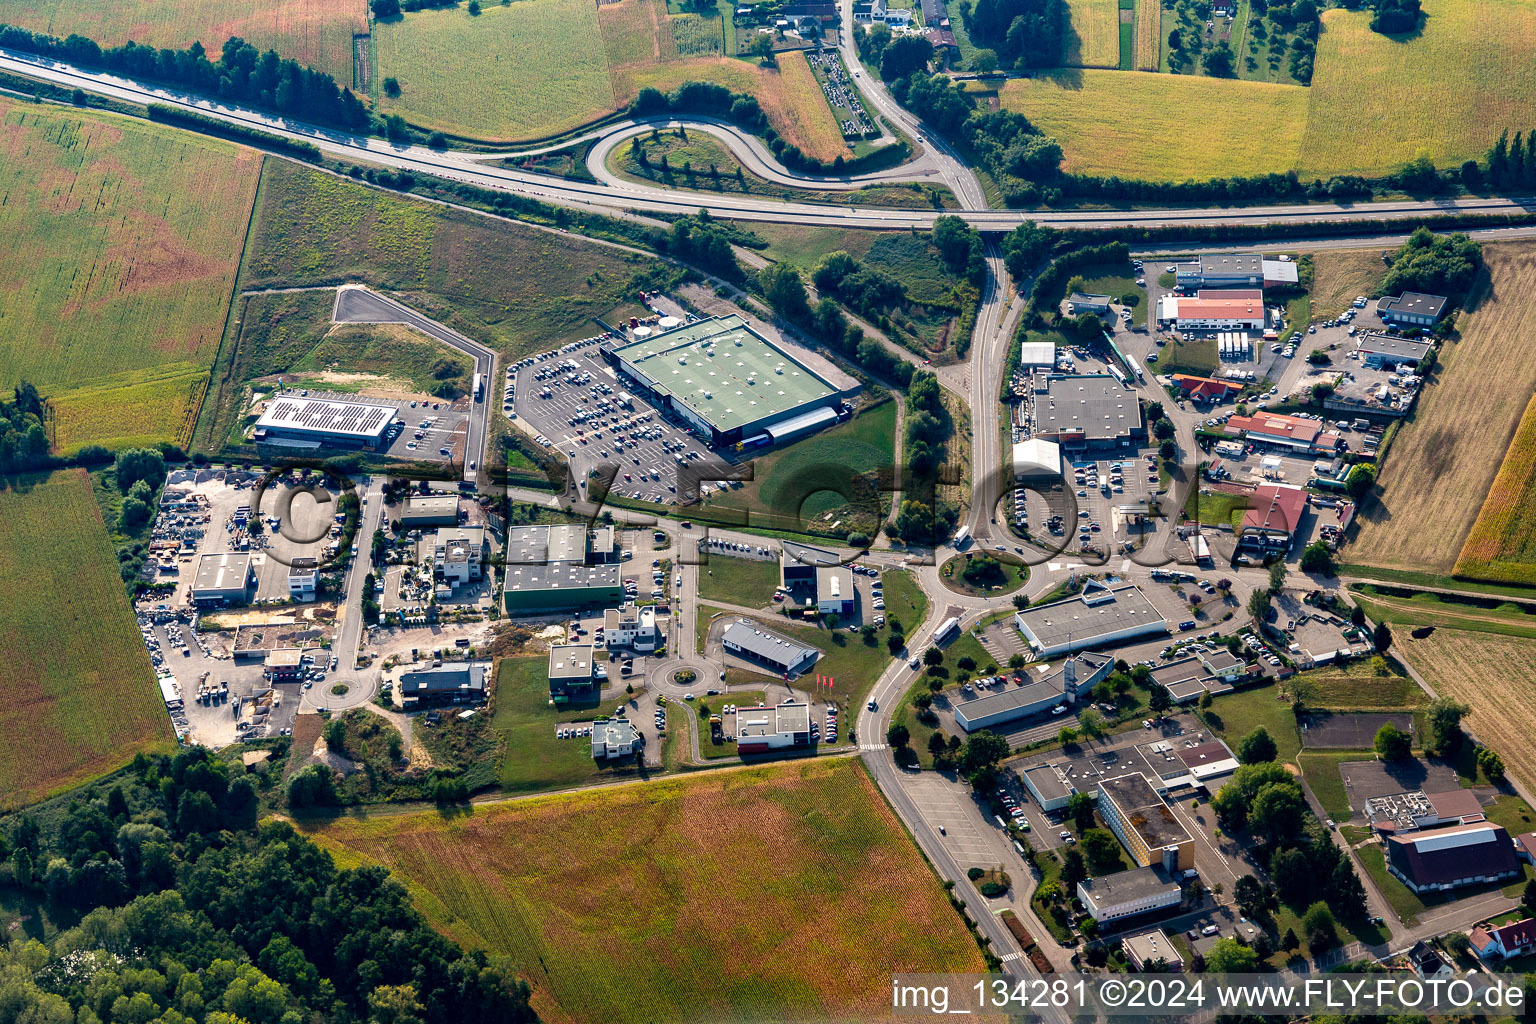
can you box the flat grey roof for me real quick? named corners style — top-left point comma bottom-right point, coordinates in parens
top-left (1199, 253), bottom-right (1262, 276)
top-left (1080, 865), bottom-right (1180, 905)
top-left (1379, 292), bottom-right (1447, 318)
top-left (722, 622), bottom-right (820, 665)
top-left (1015, 582), bottom-right (1165, 651)
top-left (400, 662), bottom-right (487, 693)
top-left (503, 563), bottom-right (619, 593)
top-left (403, 495), bottom-right (458, 518)
top-left (611, 314), bottom-right (836, 433)
top-left (1035, 374), bottom-right (1143, 443)
top-left (1069, 292), bottom-right (1111, 305)
top-left (1023, 763), bottom-right (1072, 802)
top-left (815, 565), bottom-right (853, 601)
top-left (1100, 773), bottom-right (1192, 849)
top-left (955, 677), bottom-right (1063, 721)
top-left (547, 645), bottom-right (594, 680)
top-left (504, 524), bottom-right (586, 566)
top-left (1123, 929), bottom-right (1180, 964)
top-left (738, 701), bottom-right (811, 738)
top-left (783, 541), bottom-right (843, 568)
top-left (255, 395), bottom-right (393, 439)
top-left (193, 552), bottom-right (251, 593)
top-left (1151, 657), bottom-right (1205, 688)
top-left (1356, 333), bottom-right (1433, 359)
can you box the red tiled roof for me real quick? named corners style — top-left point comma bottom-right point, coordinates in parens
top-left (1241, 484), bottom-right (1308, 535)
top-left (1173, 298), bottom-right (1265, 320)
top-left (1172, 374), bottom-right (1240, 396)
top-left (1227, 412), bottom-right (1322, 445)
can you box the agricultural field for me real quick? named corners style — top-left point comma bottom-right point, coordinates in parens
top-left (1455, 394), bottom-right (1536, 585)
top-left (240, 161), bottom-right (676, 359)
top-left (998, 71), bottom-right (1309, 180)
top-left (1396, 629), bottom-right (1536, 791)
top-left (0, 471), bottom-right (172, 810)
top-left (374, 0), bottom-right (614, 139)
top-left (306, 759), bottom-right (986, 1024)
top-left (1298, 0), bottom-right (1536, 178)
top-left (1348, 243), bottom-right (1536, 576)
top-left (1308, 249), bottom-right (1386, 320)
top-left (1133, 0), bottom-right (1160, 69)
top-left (0, 0), bottom-right (366, 81)
top-left (0, 98), bottom-right (260, 452)
top-left (598, 0), bottom-right (678, 66)
top-left (1063, 0), bottom-right (1121, 68)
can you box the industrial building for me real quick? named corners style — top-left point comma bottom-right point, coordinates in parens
top-left (547, 645), bottom-right (597, 703)
top-left (191, 552), bottom-right (253, 606)
top-left (432, 527), bottom-right (488, 587)
top-left (503, 563), bottom-right (623, 613)
top-left (1012, 580), bottom-right (1167, 659)
top-left (1367, 788), bottom-right (1484, 833)
top-left (1355, 332), bottom-right (1433, 370)
top-left (1018, 340), bottom-right (1057, 370)
top-left (1385, 822), bottom-right (1521, 893)
top-left (1022, 764), bottom-right (1075, 812)
top-left (252, 394), bottom-right (395, 450)
top-left (604, 314), bottom-right (844, 447)
top-left (1156, 295), bottom-right (1267, 332)
top-left (504, 523), bottom-right (589, 566)
top-left (288, 557), bottom-right (318, 602)
top-left (1077, 866), bottom-right (1182, 925)
top-left (398, 662), bottom-right (488, 707)
top-left (721, 622), bottom-right (820, 676)
top-left (591, 717), bottom-right (640, 760)
top-left (952, 655), bottom-right (1112, 732)
top-left (1174, 253), bottom-right (1263, 289)
top-left (1238, 483), bottom-right (1308, 554)
top-left (1067, 293), bottom-right (1112, 317)
top-left (1261, 258), bottom-right (1300, 289)
top-left (400, 494), bottom-right (460, 529)
top-left (780, 542), bottom-right (844, 603)
top-left (1377, 292), bottom-right (1447, 329)
top-left (736, 702), bottom-right (812, 754)
top-left (1097, 773), bottom-right (1194, 873)
top-left (604, 604), bottom-right (661, 652)
top-left (815, 564), bottom-right (854, 616)
top-left (1028, 373), bottom-right (1145, 451)
top-left (1012, 438), bottom-right (1062, 480)
top-left (1225, 411), bottom-right (1341, 455)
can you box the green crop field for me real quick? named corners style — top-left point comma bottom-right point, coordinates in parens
top-left (1299, 0), bottom-right (1536, 178)
top-left (0, 471), bottom-right (172, 809)
top-left (375, 0), bottom-right (616, 140)
top-left (1064, 0), bottom-right (1121, 66)
top-left (0, 0), bottom-right (366, 81)
top-left (240, 160), bottom-right (677, 358)
top-left (0, 98), bottom-right (260, 452)
top-left (999, 71), bottom-right (1309, 180)
top-left (306, 759), bottom-right (985, 1024)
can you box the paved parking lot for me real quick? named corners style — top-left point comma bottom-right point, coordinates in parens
top-left (507, 337), bottom-right (714, 506)
top-left (1008, 452), bottom-right (1159, 559)
top-left (903, 773), bottom-right (1005, 864)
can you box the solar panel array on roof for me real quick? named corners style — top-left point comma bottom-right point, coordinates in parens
top-left (255, 396), bottom-right (394, 440)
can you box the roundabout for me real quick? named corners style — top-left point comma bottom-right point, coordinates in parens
top-left (938, 550), bottom-right (1031, 598)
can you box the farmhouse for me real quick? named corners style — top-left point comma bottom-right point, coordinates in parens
top-left (1384, 822), bottom-right (1521, 893)
top-left (736, 702), bottom-right (813, 754)
top-left (1012, 437), bottom-right (1062, 480)
top-left (191, 552), bottom-right (253, 607)
top-left (1077, 865), bottom-right (1182, 925)
top-left (547, 645), bottom-right (597, 703)
top-left (287, 557), bottom-right (318, 602)
top-left (722, 622), bottom-right (820, 676)
top-left (398, 662), bottom-right (488, 707)
top-left (951, 654), bottom-right (1112, 732)
top-left (399, 494), bottom-right (460, 529)
top-left (1174, 253), bottom-right (1264, 290)
top-left (1238, 483), bottom-right (1309, 554)
top-left (252, 394), bottom-right (395, 450)
top-left (1029, 372), bottom-right (1145, 451)
top-left (604, 604), bottom-right (660, 652)
top-left (1097, 773), bottom-right (1194, 872)
top-left (1156, 295), bottom-right (1267, 332)
top-left (591, 717), bottom-right (640, 760)
top-left (604, 314), bottom-right (844, 447)
top-left (1068, 293), bottom-right (1113, 317)
top-left (1355, 333), bottom-right (1433, 370)
top-left (1377, 292), bottom-right (1447, 329)
top-left (1012, 579), bottom-right (1167, 659)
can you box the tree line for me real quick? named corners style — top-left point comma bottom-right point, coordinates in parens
top-left (0, 382), bottom-right (50, 474)
top-left (0, 748), bottom-right (537, 1023)
top-left (0, 26), bottom-right (370, 131)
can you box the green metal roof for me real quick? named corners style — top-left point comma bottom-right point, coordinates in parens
top-left (611, 315), bottom-right (837, 434)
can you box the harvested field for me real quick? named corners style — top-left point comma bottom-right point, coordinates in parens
top-left (305, 759), bottom-right (986, 1024)
top-left (0, 0), bottom-right (367, 80)
top-left (613, 57), bottom-right (845, 161)
top-left (0, 471), bottom-right (172, 809)
top-left (1064, 0), bottom-right (1121, 67)
top-left (1299, 0), bottom-right (1536, 178)
top-left (1134, 0), bottom-right (1160, 69)
top-left (1396, 628), bottom-right (1536, 791)
top-left (1348, 243), bottom-right (1536, 576)
top-left (0, 98), bottom-right (259, 450)
top-left (998, 71), bottom-right (1308, 180)
top-left (375, 0), bottom-right (615, 140)
top-left (1309, 249), bottom-right (1386, 319)
top-left (1455, 394), bottom-right (1536, 585)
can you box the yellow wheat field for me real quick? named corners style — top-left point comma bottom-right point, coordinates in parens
top-left (1064, 0), bottom-right (1122, 67)
top-left (1454, 393), bottom-right (1536, 584)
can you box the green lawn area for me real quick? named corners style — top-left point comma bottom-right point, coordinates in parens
top-left (1297, 749), bottom-right (1374, 822)
top-left (891, 676), bottom-right (955, 769)
top-left (1355, 843), bottom-right (1430, 924)
top-left (1029, 851), bottom-right (1076, 945)
top-left (942, 628), bottom-right (999, 678)
top-left (491, 656), bottom-right (639, 793)
top-left (1341, 565), bottom-right (1536, 602)
top-left (1183, 488), bottom-right (1250, 531)
top-left (1157, 336), bottom-right (1218, 376)
top-left (700, 400), bottom-right (896, 538)
top-left (1295, 659), bottom-right (1425, 709)
top-left (1077, 262), bottom-right (1148, 328)
top-left (1479, 793), bottom-right (1536, 837)
top-left (697, 554), bottom-right (781, 608)
top-left (1198, 684), bottom-right (1302, 765)
top-left (1350, 586), bottom-right (1536, 640)
top-left (698, 690), bottom-right (769, 759)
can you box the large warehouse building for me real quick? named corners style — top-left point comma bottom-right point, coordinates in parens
top-left (721, 621), bottom-right (820, 676)
top-left (737, 702), bottom-right (813, 755)
top-left (604, 315), bottom-right (844, 447)
top-left (1012, 579), bottom-right (1167, 658)
top-left (191, 552), bottom-right (253, 607)
top-left (252, 394), bottom-right (396, 450)
top-left (1029, 373), bottom-right (1144, 451)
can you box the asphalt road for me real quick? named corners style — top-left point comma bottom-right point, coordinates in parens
top-left (312, 476), bottom-right (386, 712)
top-left (331, 285), bottom-right (495, 480)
